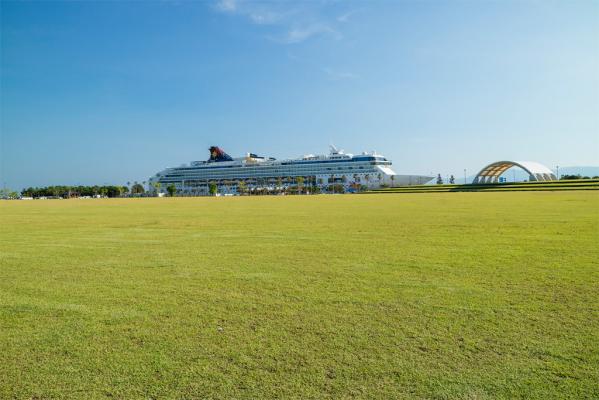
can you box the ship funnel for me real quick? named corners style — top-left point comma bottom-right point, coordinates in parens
top-left (208, 146), bottom-right (233, 162)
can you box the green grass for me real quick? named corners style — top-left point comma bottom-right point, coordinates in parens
top-left (1, 192), bottom-right (598, 399)
top-left (368, 179), bottom-right (599, 194)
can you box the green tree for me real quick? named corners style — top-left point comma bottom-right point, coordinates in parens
top-left (0, 187), bottom-right (16, 199)
top-left (296, 176), bottom-right (305, 194)
top-left (131, 183), bottom-right (145, 194)
top-left (237, 180), bottom-right (247, 195)
top-left (152, 182), bottom-right (161, 195)
top-left (166, 184), bottom-right (176, 197)
top-left (209, 182), bottom-right (218, 196)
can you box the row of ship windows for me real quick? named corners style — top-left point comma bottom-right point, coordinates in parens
top-left (162, 166), bottom-right (378, 179)
top-left (162, 178), bottom-right (372, 186)
top-left (174, 160), bottom-right (387, 172)
top-left (158, 173), bottom-right (382, 183)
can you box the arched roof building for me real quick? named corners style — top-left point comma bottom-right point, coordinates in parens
top-left (473, 161), bottom-right (556, 183)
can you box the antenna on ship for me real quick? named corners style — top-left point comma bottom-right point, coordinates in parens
top-left (329, 143), bottom-right (339, 154)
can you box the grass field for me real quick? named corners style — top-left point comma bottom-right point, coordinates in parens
top-left (367, 179), bottom-right (599, 194)
top-left (1, 192), bottom-right (598, 399)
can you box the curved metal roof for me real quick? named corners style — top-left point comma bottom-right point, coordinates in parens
top-left (512, 161), bottom-right (555, 175)
top-left (473, 160), bottom-right (556, 183)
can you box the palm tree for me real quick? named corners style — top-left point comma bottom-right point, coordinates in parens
top-left (296, 176), bottom-right (305, 194)
top-left (390, 175), bottom-right (395, 187)
top-left (329, 174), bottom-right (335, 193)
top-left (237, 180), bottom-right (247, 195)
top-left (152, 182), bottom-right (161, 195)
top-left (309, 175), bottom-right (316, 194)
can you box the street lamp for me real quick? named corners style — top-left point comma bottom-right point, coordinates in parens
top-left (556, 165), bottom-right (559, 180)
top-left (464, 169), bottom-right (467, 184)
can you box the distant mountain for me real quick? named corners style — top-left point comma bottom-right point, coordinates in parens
top-left (557, 166), bottom-right (599, 178)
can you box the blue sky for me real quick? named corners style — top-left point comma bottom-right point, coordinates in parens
top-left (1, 0), bottom-right (598, 189)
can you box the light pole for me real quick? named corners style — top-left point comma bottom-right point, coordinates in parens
top-left (556, 165), bottom-right (559, 180)
top-left (464, 169), bottom-right (467, 184)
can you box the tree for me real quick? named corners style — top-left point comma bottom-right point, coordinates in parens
top-left (296, 176), bottom-right (305, 194)
top-left (0, 187), bottom-right (17, 199)
top-left (390, 175), bottom-right (395, 187)
top-left (166, 184), bottom-right (176, 197)
top-left (560, 174), bottom-right (593, 180)
top-left (105, 186), bottom-right (120, 198)
top-left (152, 182), bottom-right (161, 195)
top-left (449, 175), bottom-right (455, 184)
top-left (237, 180), bottom-right (247, 195)
top-left (209, 182), bottom-right (218, 196)
top-left (436, 174), bottom-right (443, 185)
top-left (330, 184), bottom-right (345, 194)
top-left (131, 183), bottom-right (145, 194)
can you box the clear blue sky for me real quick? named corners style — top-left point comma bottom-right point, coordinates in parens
top-left (1, 0), bottom-right (598, 189)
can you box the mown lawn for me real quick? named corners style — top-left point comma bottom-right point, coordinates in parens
top-left (1, 192), bottom-right (598, 399)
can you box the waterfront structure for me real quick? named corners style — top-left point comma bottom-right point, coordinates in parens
top-left (149, 146), bottom-right (433, 195)
top-left (473, 161), bottom-right (557, 183)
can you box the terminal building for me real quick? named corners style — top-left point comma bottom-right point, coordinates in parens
top-left (149, 146), bottom-right (433, 195)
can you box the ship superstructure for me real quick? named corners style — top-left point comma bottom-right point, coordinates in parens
top-left (149, 146), bottom-right (432, 195)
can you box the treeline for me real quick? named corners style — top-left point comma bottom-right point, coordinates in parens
top-left (21, 184), bottom-right (145, 198)
top-left (560, 174), bottom-right (599, 180)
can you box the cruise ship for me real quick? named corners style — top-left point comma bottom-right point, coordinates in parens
top-left (149, 146), bottom-right (432, 195)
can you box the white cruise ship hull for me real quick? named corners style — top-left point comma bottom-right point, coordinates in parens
top-left (149, 146), bottom-right (433, 195)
